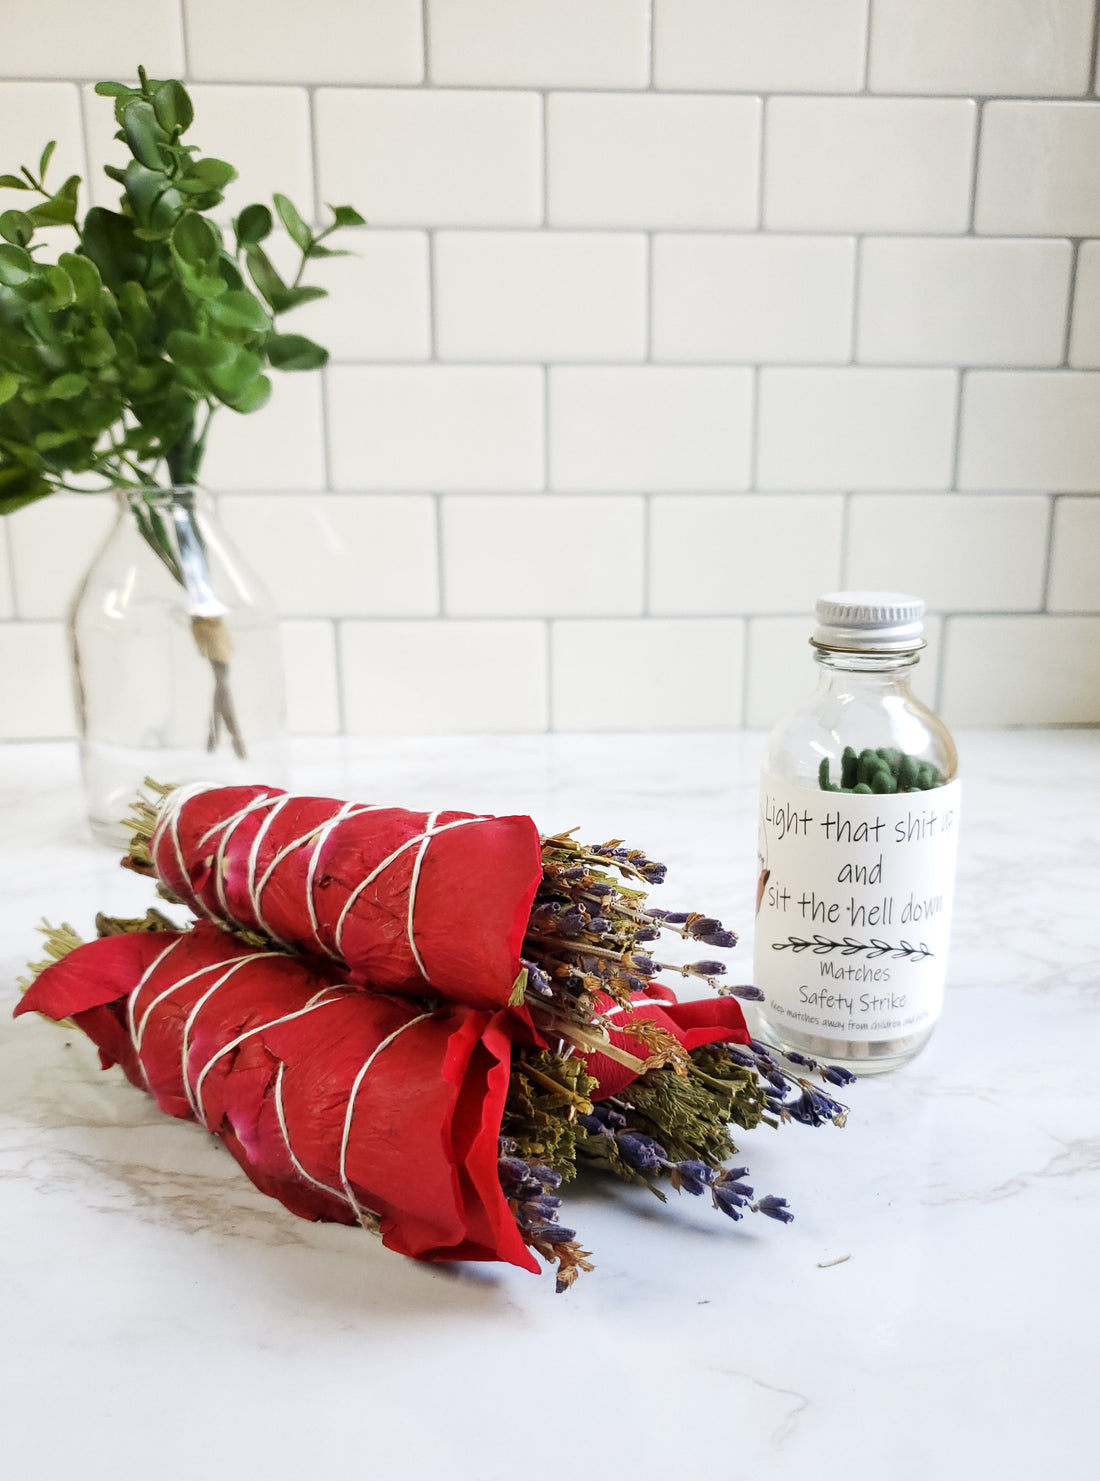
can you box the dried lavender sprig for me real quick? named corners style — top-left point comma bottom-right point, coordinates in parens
top-left (498, 1140), bottom-right (594, 1292)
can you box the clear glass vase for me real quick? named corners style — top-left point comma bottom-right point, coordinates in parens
top-left (68, 487), bottom-right (287, 846)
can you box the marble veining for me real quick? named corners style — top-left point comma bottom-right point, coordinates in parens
top-left (1, 730), bottom-right (1098, 1480)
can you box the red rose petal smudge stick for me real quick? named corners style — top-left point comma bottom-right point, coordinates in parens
top-left (15, 920), bottom-right (538, 1273)
top-left (137, 783), bottom-right (544, 1012)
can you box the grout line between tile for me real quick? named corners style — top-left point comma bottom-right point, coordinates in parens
top-left (426, 229), bottom-right (439, 359)
top-left (421, 0), bottom-right (432, 84)
top-left (1061, 238), bottom-right (1082, 366)
top-left (540, 90), bottom-right (549, 227)
top-left (330, 618), bottom-right (347, 733)
top-left (1040, 494), bottom-right (1059, 611)
top-left (646, 0), bottom-right (656, 90)
top-left (541, 365), bottom-right (551, 490)
top-left (543, 619), bottom-right (554, 731)
top-left (641, 494), bottom-right (652, 615)
top-left (849, 236), bottom-right (863, 363)
top-left (949, 369), bottom-right (966, 490)
top-left (177, 0), bottom-right (191, 79)
top-left (966, 99), bottom-right (984, 234)
top-left (860, 0), bottom-right (874, 92)
top-left (644, 232), bottom-right (654, 361)
top-left (1091, 0), bottom-right (1100, 94)
top-left (749, 365), bottom-right (762, 490)
top-left (434, 493), bottom-right (447, 615)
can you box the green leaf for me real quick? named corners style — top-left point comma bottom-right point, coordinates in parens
top-left (45, 371), bottom-right (87, 400)
top-left (235, 203), bottom-right (272, 247)
top-left (204, 346), bottom-right (262, 399)
top-left (0, 484), bottom-right (53, 515)
top-left (77, 325), bottom-right (116, 368)
top-left (35, 427), bottom-right (82, 451)
top-left (269, 283), bottom-right (327, 313)
top-left (226, 373), bottom-right (271, 414)
top-left (177, 157), bottom-right (235, 194)
top-left (0, 210), bottom-right (33, 247)
top-left (0, 370), bottom-right (19, 406)
top-left (327, 203), bottom-right (366, 228)
top-left (171, 210), bottom-right (219, 266)
top-left (264, 332), bottom-right (327, 370)
top-left (205, 289), bottom-right (271, 332)
top-left (167, 329), bottom-right (234, 369)
top-left (27, 176), bottom-right (80, 228)
top-left (59, 251), bottom-right (102, 309)
top-left (80, 208), bottom-right (147, 286)
top-left (244, 244), bottom-right (287, 309)
top-left (38, 140), bottom-right (56, 180)
top-left (304, 244), bottom-right (350, 260)
top-left (44, 264), bottom-right (75, 310)
top-left (0, 174), bottom-right (30, 191)
top-left (273, 193), bottom-right (311, 251)
top-left (0, 244), bottom-right (36, 287)
top-left (123, 99), bottom-right (170, 171)
top-left (94, 81), bottom-right (131, 97)
top-left (153, 80), bottom-right (193, 134)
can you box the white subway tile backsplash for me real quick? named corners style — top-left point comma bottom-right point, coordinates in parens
top-left (220, 494), bottom-right (437, 616)
top-left (327, 367), bottom-right (544, 491)
top-left (869, 0), bottom-right (1095, 97)
top-left (280, 620), bottom-right (341, 734)
top-left (1068, 241), bottom-right (1100, 368)
top-left (434, 232), bottom-right (647, 362)
top-left (976, 103), bottom-right (1100, 236)
top-left (551, 618), bottom-right (745, 730)
top-left (429, 0), bottom-right (649, 88)
top-left (279, 231), bottom-right (431, 362)
top-left (846, 494), bottom-right (1050, 611)
top-left (746, 613), bottom-right (942, 726)
top-left (4, 12), bottom-right (1097, 736)
top-left (0, 84), bottom-right (84, 207)
top-left (1047, 498), bottom-right (1100, 611)
top-left (941, 616), bottom-right (1100, 723)
top-left (5, 2), bottom-right (183, 79)
top-left (764, 97), bottom-right (976, 233)
top-left (550, 368), bottom-right (753, 492)
top-left (757, 370), bottom-right (958, 490)
top-left (8, 496), bottom-right (116, 621)
top-left (652, 235), bottom-right (855, 364)
top-left (858, 238), bottom-right (1072, 367)
top-left (654, 0), bottom-right (868, 94)
top-left (958, 372), bottom-right (1100, 491)
top-left (340, 619), bottom-right (548, 733)
top-left (187, 0), bottom-right (424, 84)
top-left (442, 495), bottom-right (644, 616)
top-left (547, 93), bottom-right (761, 229)
top-left (315, 89), bottom-right (542, 227)
top-left (201, 375), bottom-right (327, 492)
top-left (0, 623), bottom-right (74, 739)
top-left (649, 495), bottom-right (844, 615)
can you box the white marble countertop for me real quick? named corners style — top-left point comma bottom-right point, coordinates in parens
top-left (2, 730), bottom-right (1098, 1480)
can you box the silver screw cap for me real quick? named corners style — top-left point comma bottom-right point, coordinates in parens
top-left (812, 590), bottom-right (926, 652)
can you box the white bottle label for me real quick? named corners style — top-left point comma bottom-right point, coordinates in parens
top-left (753, 772), bottom-right (961, 1042)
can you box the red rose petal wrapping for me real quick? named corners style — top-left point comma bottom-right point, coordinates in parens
top-left (583, 988), bottom-right (752, 1100)
top-left (15, 923), bottom-right (537, 1273)
top-left (147, 784), bottom-right (543, 1013)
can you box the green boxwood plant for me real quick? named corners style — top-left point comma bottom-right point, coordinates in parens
top-left (0, 68), bottom-right (362, 753)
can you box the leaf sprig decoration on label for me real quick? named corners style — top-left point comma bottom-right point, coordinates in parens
top-left (0, 65), bottom-right (364, 511)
